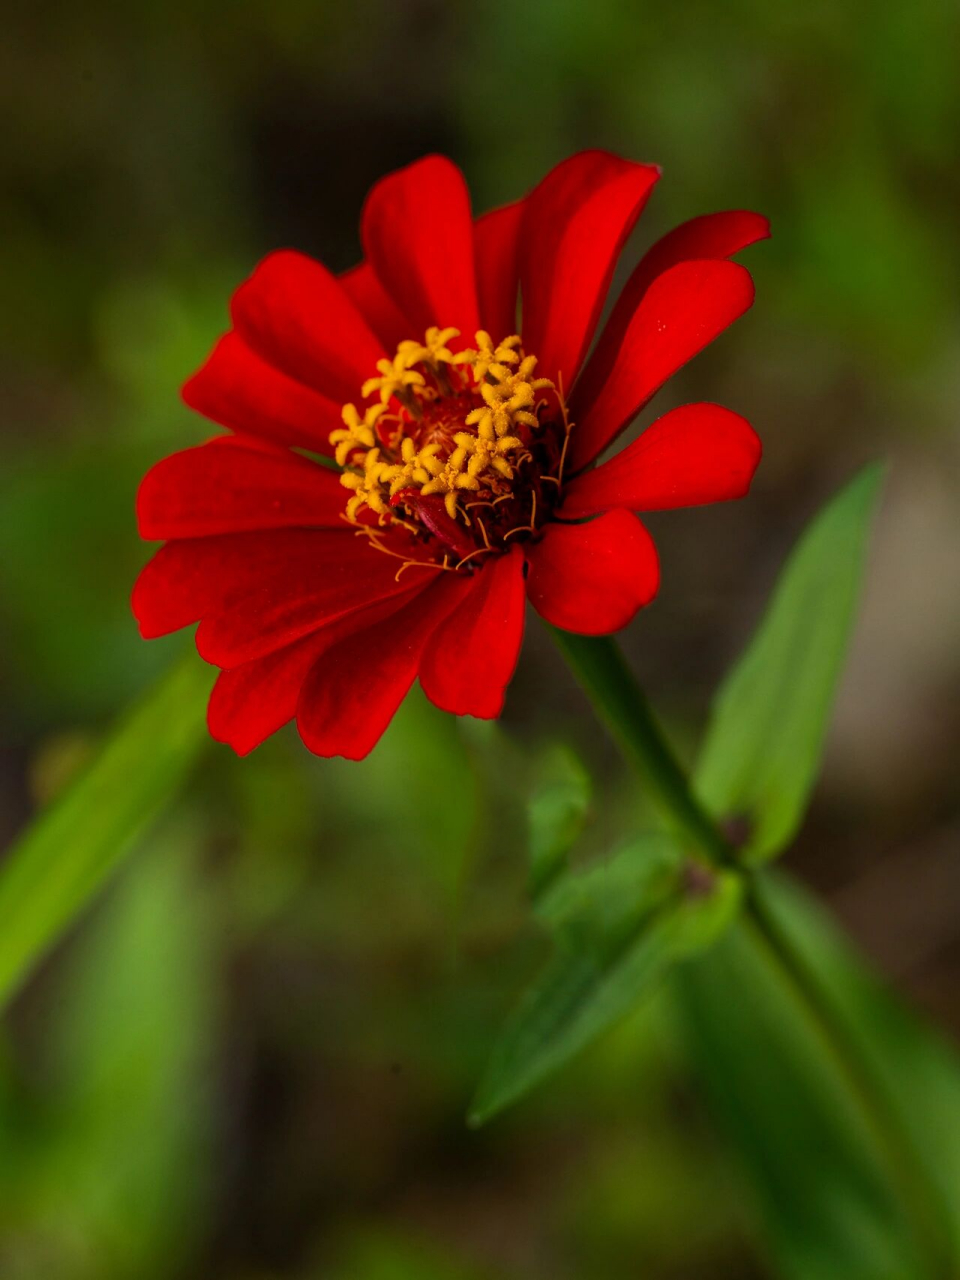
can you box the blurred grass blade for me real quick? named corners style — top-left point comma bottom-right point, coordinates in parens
top-left (25, 836), bottom-right (214, 1277)
top-left (470, 836), bottom-right (741, 1126)
top-left (674, 871), bottom-right (960, 1279)
top-left (527, 743), bottom-right (592, 900)
top-left (0, 654), bottom-right (214, 1010)
top-left (695, 464), bottom-right (883, 862)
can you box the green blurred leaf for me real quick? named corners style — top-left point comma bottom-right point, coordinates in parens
top-left (0, 835), bottom-right (215, 1280)
top-left (0, 653), bottom-right (214, 1010)
top-left (329, 1225), bottom-right (490, 1280)
top-left (695, 464), bottom-right (883, 862)
top-left (0, 446), bottom-right (168, 719)
top-left (763, 874), bottom-right (960, 1261)
top-left (527, 743), bottom-right (592, 899)
top-left (534, 833), bottom-right (679, 941)
top-left (674, 872), bottom-right (960, 1280)
top-left (318, 688), bottom-right (483, 919)
top-left (470, 836), bottom-right (741, 1125)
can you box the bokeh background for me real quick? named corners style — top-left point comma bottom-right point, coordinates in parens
top-left (2, 1), bottom-right (959, 1276)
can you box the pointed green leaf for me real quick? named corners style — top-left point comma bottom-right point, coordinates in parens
top-left (675, 871), bottom-right (960, 1279)
top-left (695, 464), bottom-right (883, 862)
top-left (0, 653), bottom-right (214, 1010)
top-left (469, 836), bottom-right (741, 1125)
top-left (534, 832), bottom-right (678, 940)
top-left (21, 837), bottom-right (215, 1277)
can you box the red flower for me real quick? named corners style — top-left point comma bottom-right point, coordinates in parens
top-left (133, 151), bottom-right (766, 760)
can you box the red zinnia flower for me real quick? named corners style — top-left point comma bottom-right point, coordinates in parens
top-left (133, 151), bottom-right (767, 760)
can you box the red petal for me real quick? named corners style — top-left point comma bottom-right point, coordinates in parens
top-left (137, 438), bottom-right (346, 539)
top-left (573, 211), bottom-right (769, 422)
top-left (208, 432), bottom-right (288, 455)
top-left (339, 261), bottom-right (412, 352)
top-left (207, 590), bottom-right (422, 755)
top-left (361, 155), bottom-right (480, 340)
top-left (132, 537), bottom-right (250, 639)
top-left (133, 527), bottom-right (369, 642)
top-left (182, 332), bottom-right (342, 454)
top-left (208, 629), bottom-right (335, 756)
top-left (474, 200), bottom-right (523, 340)
top-left (419, 547), bottom-right (526, 718)
top-left (524, 510), bottom-right (659, 635)
top-left (195, 536), bottom-right (437, 668)
top-left (231, 250), bottom-right (385, 403)
top-left (568, 259), bottom-right (756, 472)
top-left (560, 403), bottom-right (762, 518)
top-left (625, 209), bottom-right (769, 303)
top-left (519, 151), bottom-right (660, 392)
top-left (297, 574), bottom-right (470, 760)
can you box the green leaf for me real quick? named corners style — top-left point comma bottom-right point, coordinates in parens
top-left (320, 686), bottom-right (482, 910)
top-left (469, 836), bottom-right (741, 1126)
top-left (674, 871), bottom-right (960, 1279)
top-left (330, 1226), bottom-right (488, 1280)
top-left (26, 837), bottom-right (213, 1278)
top-left (527, 743), bottom-right (591, 899)
top-left (0, 653), bottom-right (214, 1011)
top-left (0, 834), bottom-right (215, 1278)
top-left (695, 464), bottom-right (883, 862)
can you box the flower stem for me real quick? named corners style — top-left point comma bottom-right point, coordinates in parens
top-left (552, 627), bottom-right (954, 1276)
top-left (549, 629), bottom-right (733, 869)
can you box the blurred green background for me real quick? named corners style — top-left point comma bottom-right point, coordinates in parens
top-left (2, 1), bottom-right (959, 1276)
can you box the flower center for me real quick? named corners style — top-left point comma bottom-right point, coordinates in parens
top-left (331, 328), bottom-right (572, 574)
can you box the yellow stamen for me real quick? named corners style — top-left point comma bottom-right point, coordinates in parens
top-left (362, 351), bottom-right (427, 404)
top-left (339, 446), bottom-right (392, 519)
top-left (330, 326), bottom-right (557, 530)
top-left (380, 437), bottom-right (444, 497)
top-left (329, 402), bottom-right (388, 466)
top-left (469, 330), bottom-right (522, 382)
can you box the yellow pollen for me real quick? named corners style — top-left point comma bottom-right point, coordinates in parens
top-left (339, 447), bottom-right (392, 520)
top-left (397, 326), bottom-right (476, 371)
top-left (471, 330), bottom-right (521, 381)
top-left (379, 436), bottom-right (444, 497)
top-left (332, 326), bottom-right (555, 529)
top-left (329, 402), bottom-right (388, 466)
top-left (362, 350), bottom-right (427, 404)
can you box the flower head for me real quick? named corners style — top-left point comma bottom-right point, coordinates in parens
top-left (133, 151), bottom-right (767, 759)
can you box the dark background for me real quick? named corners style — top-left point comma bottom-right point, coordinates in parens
top-left (1, 1), bottom-right (959, 1276)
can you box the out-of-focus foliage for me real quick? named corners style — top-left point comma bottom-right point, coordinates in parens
top-left (527, 745), bottom-right (592, 898)
top-left (327, 1226), bottom-right (492, 1280)
top-left (0, 653), bottom-right (213, 1009)
top-left (471, 831), bottom-right (740, 1124)
top-left (0, 836), bottom-right (215, 1279)
top-left (676, 872), bottom-right (960, 1280)
top-left (2, 0), bottom-right (960, 1276)
top-left (696, 464), bottom-right (883, 862)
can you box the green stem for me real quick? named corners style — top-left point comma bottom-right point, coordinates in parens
top-left (553, 627), bottom-right (953, 1277)
top-left (551, 630), bottom-right (732, 869)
